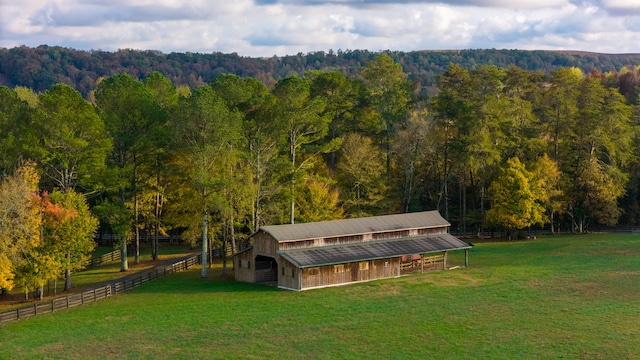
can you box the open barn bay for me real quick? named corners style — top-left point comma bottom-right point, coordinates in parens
top-left (1, 234), bottom-right (639, 359)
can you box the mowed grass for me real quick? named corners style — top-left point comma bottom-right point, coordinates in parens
top-left (70, 244), bottom-right (195, 289)
top-left (1, 234), bottom-right (639, 359)
top-left (0, 244), bottom-right (195, 308)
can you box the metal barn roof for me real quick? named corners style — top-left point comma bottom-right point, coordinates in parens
top-left (259, 211), bottom-right (449, 242)
top-left (277, 233), bottom-right (471, 268)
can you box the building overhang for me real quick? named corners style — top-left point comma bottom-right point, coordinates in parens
top-left (277, 233), bottom-right (472, 269)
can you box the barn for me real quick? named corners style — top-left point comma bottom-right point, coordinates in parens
top-left (234, 210), bottom-right (472, 291)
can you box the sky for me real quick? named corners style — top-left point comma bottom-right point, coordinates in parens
top-left (1, 0), bottom-right (640, 57)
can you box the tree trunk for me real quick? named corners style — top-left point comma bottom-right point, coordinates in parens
top-left (230, 213), bottom-right (236, 271)
top-left (479, 185), bottom-right (485, 239)
top-left (221, 232), bottom-right (228, 277)
top-left (120, 237), bottom-right (128, 271)
top-left (290, 177), bottom-right (295, 224)
top-left (134, 195), bottom-right (140, 265)
top-left (152, 183), bottom-right (160, 261)
top-left (119, 185), bottom-right (129, 272)
top-left (201, 212), bottom-right (208, 278)
top-left (462, 172), bottom-right (467, 236)
top-left (64, 253), bottom-right (72, 291)
top-left (134, 157), bottom-right (140, 265)
top-left (152, 224), bottom-right (158, 261)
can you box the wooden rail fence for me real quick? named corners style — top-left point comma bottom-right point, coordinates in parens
top-left (0, 253), bottom-right (201, 324)
top-left (87, 249), bottom-right (121, 269)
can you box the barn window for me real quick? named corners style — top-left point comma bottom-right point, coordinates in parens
top-left (248, 260), bottom-right (251, 269)
top-left (282, 267), bottom-right (285, 275)
top-left (238, 259), bottom-right (242, 268)
top-left (307, 268), bottom-right (319, 276)
top-left (291, 269), bottom-right (295, 277)
top-left (384, 261), bottom-right (389, 268)
top-left (359, 261), bottom-right (369, 270)
top-left (334, 264), bottom-right (344, 273)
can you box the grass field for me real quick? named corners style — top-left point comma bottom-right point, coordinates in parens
top-left (1, 234), bottom-right (639, 359)
top-left (0, 244), bottom-right (195, 308)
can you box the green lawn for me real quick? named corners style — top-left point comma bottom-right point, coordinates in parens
top-left (1, 234), bottom-right (639, 359)
top-left (68, 244), bottom-right (195, 289)
top-left (1, 243), bottom-right (194, 307)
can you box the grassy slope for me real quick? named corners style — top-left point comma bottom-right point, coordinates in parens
top-left (1, 234), bottom-right (639, 359)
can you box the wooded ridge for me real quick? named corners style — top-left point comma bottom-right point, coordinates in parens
top-left (2, 45), bottom-right (640, 97)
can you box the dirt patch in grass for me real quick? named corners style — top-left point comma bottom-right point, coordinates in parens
top-left (586, 247), bottom-right (640, 256)
top-left (558, 271), bottom-right (640, 301)
top-left (415, 271), bottom-right (484, 287)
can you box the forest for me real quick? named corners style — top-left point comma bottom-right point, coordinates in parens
top-left (3, 45), bottom-right (640, 97)
top-left (1, 52), bottom-right (640, 297)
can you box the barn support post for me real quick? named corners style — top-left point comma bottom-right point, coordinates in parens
top-left (464, 249), bottom-right (469, 267)
top-left (421, 254), bottom-right (424, 273)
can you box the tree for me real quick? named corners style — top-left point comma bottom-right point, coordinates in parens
top-left (541, 67), bottom-right (582, 165)
top-left (141, 72), bottom-right (176, 261)
top-left (485, 157), bottom-right (546, 239)
top-left (0, 162), bottom-right (41, 292)
top-left (542, 72), bottom-right (634, 231)
top-left (393, 107), bottom-right (433, 213)
top-left (95, 73), bottom-right (163, 269)
top-left (296, 179), bottom-right (343, 223)
top-left (273, 76), bottom-right (335, 224)
top-left (211, 74), bottom-right (279, 231)
top-left (309, 71), bottom-right (356, 169)
top-left (430, 64), bottom-right (474, 220)
top-left (566, 76), bottom-right (634, 230)
top-left (170, 85), bottom-right (243, 277)
top-left (431, 64), bottom-right (505, 234)
top-left (531, 154), bottom-right (563, 234)
top-left (337, 133), bottom-right (387, 217)
top-left (359, 54), bottom-right (413, 182)
top-left (35, 83), bottom-right (112, 193)
top-left (0, 87), bottom-right (37, 175)
top-left (44, 190), bottom-right (98, 291)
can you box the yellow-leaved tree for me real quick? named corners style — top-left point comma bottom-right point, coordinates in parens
top-left (0, 161), bottom-right (42, 292)
top-left (485, 157), bottom-right (547, 240)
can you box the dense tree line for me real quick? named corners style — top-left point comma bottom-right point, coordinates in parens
top-left (3, 45), bottom-right (640, 98)
top-left (1, 54), bottom-right (640, 289)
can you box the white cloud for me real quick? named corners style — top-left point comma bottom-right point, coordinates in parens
top-left (0, 0), bottom-right (638, 56)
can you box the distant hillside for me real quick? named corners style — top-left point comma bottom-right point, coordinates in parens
top-left (2, 45), bottom-right (640, 97)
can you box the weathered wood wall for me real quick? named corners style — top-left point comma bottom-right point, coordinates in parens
top-left (278, 258), bottom-right (299, 290)
top-left (235, 250), bottom-right (255, 283)
top-left (300, 258), bottom-right (401, 290)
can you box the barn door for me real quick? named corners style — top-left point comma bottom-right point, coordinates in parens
top-left (350, 262), bottom-right (359, 282)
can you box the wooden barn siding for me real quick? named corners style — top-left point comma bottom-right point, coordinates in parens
top-left (279, 226), bottom-right (448, 250)
top-left (254, 232), bottom-right (277, 257)
top-left (235, 250), bottom-right (255, 283)
top-left (301, 258), bottom-right (401, 290)
top-left (278, 258), bottom-right (299, 290)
